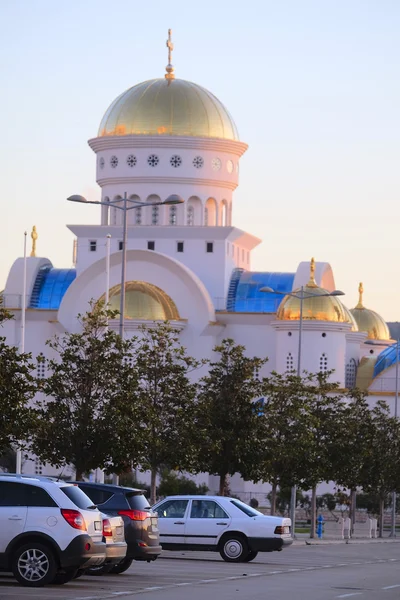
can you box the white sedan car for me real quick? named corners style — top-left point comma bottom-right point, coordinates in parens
top-left (152, 495), bottom-right (292, 562)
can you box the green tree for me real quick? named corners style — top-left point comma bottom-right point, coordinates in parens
top-left (360, 401), bottom-right (400, 536)
top-left (0, 302), bottom-right (37, 458)
top-left (126, 323), bottom-right (202, 504)
top-left (30, 303), bottom-right (140, 479)
top-left (330, 390), bottom-right (374, 525)
top-left (194, 339), bottom-right (267, 496)
top-left (256, 371), bottom-right (321, 515)
top-left (158, 469), bottom-right (208, 498)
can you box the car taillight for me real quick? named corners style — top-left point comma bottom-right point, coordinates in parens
top-left (118, 509), bottom-right (151, 521)
top-left (103, 518), bottom-right (113, 537)
top-left (61, 509), bottom-right (87, 531)
top-left (274, 525), bottom-right (291, 534)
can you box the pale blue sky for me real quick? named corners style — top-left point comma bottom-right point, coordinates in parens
top-left (1, 0), bottom-right (399, 318)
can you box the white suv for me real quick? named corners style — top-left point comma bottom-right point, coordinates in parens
top-left (0, 475), bottom-right (106, 587)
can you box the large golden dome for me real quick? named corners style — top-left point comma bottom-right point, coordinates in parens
top-left (350, 283), bottom-right (390, 341)
top-left (276, 258), bottom-right (357, 329)
top-left (99, 281), bottom-right (179, 321)
top-left (98, 78), bottom-right (239, 140)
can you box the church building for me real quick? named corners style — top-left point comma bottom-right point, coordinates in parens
top-left (2, 33), bottom-right (398, 493)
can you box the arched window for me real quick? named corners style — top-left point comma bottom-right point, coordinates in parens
top-left (221, 201), bottom-right (228, 226)
top-left (204, 207), bottom-right (208, 226)
top-left (187, 206), bottom-right (194, 226)
top-left (169, 206), bottom-right (177, 225)
top-left (152, 206), bottom-right (159, 225)
top-left (319, 353), bottom-right (328, 372)
top-left (135, 207), bottom-right (142, 225)
top-left (286, 352), bottom-right (294, 372)
top-left (345, 358), bottom-right (358, 389)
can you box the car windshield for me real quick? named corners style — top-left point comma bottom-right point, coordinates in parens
top-left (230, 499), bottom-right (262, 517)
top-left (60, 485), bottom-right (98, 510)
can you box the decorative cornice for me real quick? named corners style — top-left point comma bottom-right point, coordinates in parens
top-left (97, 176), bottom-right (237, 191)
top-left (88, 135), bottom-right (248, 157)
top-left (108, 318), bottom-right (186, 331)
top-left (271, 320), bottom-right (355, 332)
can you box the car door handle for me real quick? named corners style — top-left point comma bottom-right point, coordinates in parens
top-left (9, 517), bottom-right (23, 520)
top-left (216, 522), bottom-right (228, 525)
top-left (174, 521), bottom-right (185, 525)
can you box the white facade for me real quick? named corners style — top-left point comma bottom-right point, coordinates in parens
top-left (1, 68), bottom-right (397, 498)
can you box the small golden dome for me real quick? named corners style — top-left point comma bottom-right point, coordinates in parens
top-left (98, 78), bottom-right (239, 140)
top-left (99, 281), bottom-right (179, 321)
top-left (350, 282), bottom-right (390, 341)
top-left (277, 258), bottom-right (356, 328)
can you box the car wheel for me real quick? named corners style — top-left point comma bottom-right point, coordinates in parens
top-left (219, 535), bottom-right (249, 563)
top-left (243, 550), bottom-right (258, 562)
top-left (109, 558), bottom-right (133, 574)
top-left (52, 568), bottom-right (78, 585)
top-left (12, 543), bottom-right (57, 587)
top-left (86, 563), bottom-right (113, 576)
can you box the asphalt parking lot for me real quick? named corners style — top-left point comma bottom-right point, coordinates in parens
top-left (1, 541), bottom-right (400, 600)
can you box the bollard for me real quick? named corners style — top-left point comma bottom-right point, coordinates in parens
top-left (317, 514), bottom-right (324, 539)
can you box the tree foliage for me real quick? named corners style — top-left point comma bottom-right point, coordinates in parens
top-left (30, 303), bottom-right (140, 479)
top-left (124, 323), bottom-right (203, 504)
top-left (0, 302), bottom-right (37, 457)
top-left (194, 339), bottom-right (267, 495)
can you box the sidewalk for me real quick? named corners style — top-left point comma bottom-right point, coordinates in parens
top-left (293, 535), bottom-right (400, 546)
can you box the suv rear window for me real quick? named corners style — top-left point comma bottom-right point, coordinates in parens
top-left (78, 486), bottom-right (115, 506)
top-left (60, 485), bottom-right (96, 510)
top-left (126, 492), bottom-right (151, 511)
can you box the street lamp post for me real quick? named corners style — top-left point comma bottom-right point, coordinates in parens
top-left (67, 193), bottom-right (184, 338)
top-left (260, 282), bottom-right (345, 537)
top-left (390, 338), bottom-right (399, 537)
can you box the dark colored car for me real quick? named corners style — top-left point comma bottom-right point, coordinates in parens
top-left (70, 482), bottom-right (161, 574)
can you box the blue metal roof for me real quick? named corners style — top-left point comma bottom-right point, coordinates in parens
top-left (29, 267), bottom-right (76, 309)
top-left (226, 269), bottom-right (295, 313)
top-left (373, 342), bottom-right (400, 379)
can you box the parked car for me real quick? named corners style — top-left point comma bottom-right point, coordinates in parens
top-left (86, 513), bottom-right (127, 576)
top-left (0, 474), bottom-right (106, 587)
top-left (71, 482), bottom-right (161, 574)
top-left (152, 495), bottom-right (293, 562)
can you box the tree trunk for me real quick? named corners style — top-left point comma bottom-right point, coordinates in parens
top-left (75, 468), bottom-right (83, 481)
top-left (349, 489), bottom-right (356, 534)
top-left (270, 482), bottom-right (277, 516)
top-left (310, 486), bottom-right (317, 538)
top-left (150, 469), bottom-right (157, 505)
top-left (379, 497), bottom-right (385, 538)
top-left (219, 473), bottom-right (227, 496)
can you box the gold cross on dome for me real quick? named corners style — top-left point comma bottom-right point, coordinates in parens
top-left (165, 29), bottom-right (175, 81)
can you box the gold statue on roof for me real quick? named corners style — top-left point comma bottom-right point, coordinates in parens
top-left (356, 282), bottom-right (364, 309)
top-left (165, 29), bottom-right (175, 81)
top-left (30, 226), bottom-right (38, 257)
top-left (307, 257), bottom-right (317, 287)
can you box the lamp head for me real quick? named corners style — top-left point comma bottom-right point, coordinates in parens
top-left (163, 194), bottom-right (184, 205)
top-left (67, 195), bottom-right (88, 203)
top-left (330, 290), bottom-right (345, 296)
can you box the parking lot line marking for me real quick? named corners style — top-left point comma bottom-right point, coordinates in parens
top-left (382, 584), bottom-right (400, 590)
top-left (199, 579), bottom-right (218, 583)
top-left (335, 594), bottom-right (363, 598)
top-left (176, 582), bottom-right (191, 586)
top-left (144, 587), bottom-right (163, 591)
top-left (269, 570), bottom-right (283, 573)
